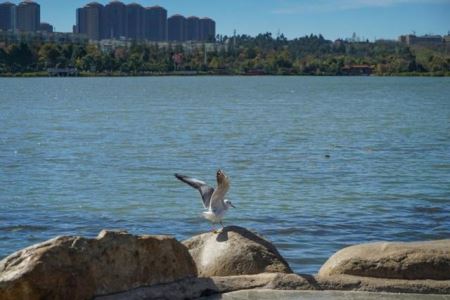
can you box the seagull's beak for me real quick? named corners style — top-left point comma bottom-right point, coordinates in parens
top-left (230, 203), bottom-right (236, 208)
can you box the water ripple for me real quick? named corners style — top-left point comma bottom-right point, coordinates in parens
top-left (1, 77), bottom-right (449, 274)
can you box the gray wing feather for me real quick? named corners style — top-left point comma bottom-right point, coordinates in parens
top-left (174, 174), bottom-right (214, 208)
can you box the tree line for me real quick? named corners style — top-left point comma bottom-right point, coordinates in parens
top-left (0, 33), bottom-right (449, 76)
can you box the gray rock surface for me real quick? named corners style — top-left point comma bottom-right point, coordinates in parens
top-left (97, 272), bottom-right (450, 300)
top-left (203, 289), bottom-right (450, 300)
top-left (316, 274), bottom-right (450, 295)
top-left (0, 230), bottom-right (197, 300)
top-left (95, 273), bottom-right (318, 300)
top-left (318, 240), bottom-right (450, 280)
top-left (182, 226), bottom-right (292, 277)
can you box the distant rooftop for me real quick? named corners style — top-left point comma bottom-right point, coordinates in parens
top-left (106, 1), bottom-right (126, 6)
top-left (85, 2), bottom-right (103, 7)
top-left (19, 0), bottom-right (39, 5)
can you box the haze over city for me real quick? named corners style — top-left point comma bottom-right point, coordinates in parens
top-left (12, 0), bottom-right (450, 40)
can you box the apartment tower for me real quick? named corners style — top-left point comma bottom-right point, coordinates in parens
top-left (126, 3), bottom-right (144, 40)
top-left (186, 16), bottom-right (200, 41)
top-left (76, 2), bottom-right (103, 40)
top-left (103, 1), bottom-right (127, 39)
top-left (0, 2), bottom-right (16, 32)
top-left (168, 14), bottom-right (186, 42)
top-left (144, 6), bottom-right (167, 41)
top-left (16, 0), bottom-right (40, 32)
top-left (200, 17), bottom-right (215, 41)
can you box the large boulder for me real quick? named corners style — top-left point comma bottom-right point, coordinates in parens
top-left (318, 240), bottom-right (450, 280)
top-left (0, 230), bottom-right (197, 300)
top-left (182, 226), bottom-right (292, 277)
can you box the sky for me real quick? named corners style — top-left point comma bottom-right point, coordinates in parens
top-left (14, 0), bottom-right (450, 40)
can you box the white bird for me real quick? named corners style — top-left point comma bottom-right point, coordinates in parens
top-left (175, 169), bottom-right (235, 231)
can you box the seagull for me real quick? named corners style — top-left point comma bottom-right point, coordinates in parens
top-left (175, 169), bottom-right (235, 232)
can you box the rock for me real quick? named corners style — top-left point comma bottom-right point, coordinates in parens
top-left (264, 273), bottom-right (320, 290)
top-left (318, 239), bottom-right (450, 280)
top-left (208, 289), bottom-right (450, 300)
top-left (95, 273), bottom-right (319, 300)
top-left (95, 277), bottom-right (218, 300)
top-left (316, 274), bottom-right (450, 295)
top-left (211, 272), bottom-right (318, 293)
top-left (95, 273), bottom-right (277, 300)
top-left (95, 271), bottom-right (450, 299)
top-left (0, 230), bottom-right (197, 300)
top-left (316, 240), bottom-right (450, 295)
top-left (182, 226), bottom-right (292, 277)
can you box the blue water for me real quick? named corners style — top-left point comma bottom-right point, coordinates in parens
top-left (0, 77), bottom-right (449, 274)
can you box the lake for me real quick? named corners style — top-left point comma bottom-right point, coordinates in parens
top-left (0, 76), bottom-right (449, 274)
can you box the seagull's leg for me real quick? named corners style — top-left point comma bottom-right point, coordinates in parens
top-left (217, 221), bottom-right (224, 233)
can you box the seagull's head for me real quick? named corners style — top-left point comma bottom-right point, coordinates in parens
top-left (216, 169), bottom-right (229, 186)
top-left (224, 199), bottom-right (236, 209)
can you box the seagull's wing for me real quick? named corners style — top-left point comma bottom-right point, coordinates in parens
top-left (174, 174), bottom-right (214, 209)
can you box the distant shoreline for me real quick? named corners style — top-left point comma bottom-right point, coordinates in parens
top-left (1, 34), bottom-right (448, 78)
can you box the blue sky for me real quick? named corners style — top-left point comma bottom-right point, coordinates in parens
top-left (20, 0), bottom-right (450, 40)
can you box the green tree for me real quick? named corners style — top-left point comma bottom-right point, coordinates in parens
top-left (38, 43), bottom-right (61, 68)
top-left (7, 43), bottom-right (35, 72)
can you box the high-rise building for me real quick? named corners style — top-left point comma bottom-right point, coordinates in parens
top-left (168, 14), bottom-right (186, 42)
top-left (76, 2), bottom-right (103, 40)
top-left (0, 2), bottom-right (16, 32)
top-left (39, 22), bottom-right (53, 33)
top-left (186, 16), bottom-right (200, 41)
top-left (104, 1), bottom-right (127, 39)
top-left (126, 3), bottom-right (144, 40)
top-left (16, 1), bottom-right (40, 32)
top-left (73, 2), bottom-right (214, 42)
top-left (200, 17), bottom-right (215, 41)
top-left (75, 7), bottom-right (85, 34)
top-left (144, 6), bottom-right (167, 41)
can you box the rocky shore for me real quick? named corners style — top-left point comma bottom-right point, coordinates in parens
top-left (1, 226), bottom-right (449, 299)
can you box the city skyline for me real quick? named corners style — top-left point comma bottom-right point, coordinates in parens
top-left (74, 2), bottom-right (215, 41)
top-left (1, 1), bottom-right (217, 42)
top-left (1, 0), bottom-right (450, 40)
